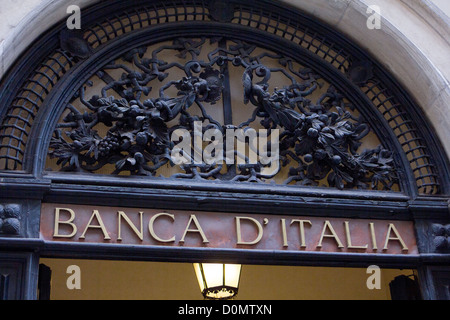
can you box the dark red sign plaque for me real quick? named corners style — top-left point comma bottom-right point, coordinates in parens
top-left (40, 203), bottom-right (418, 255)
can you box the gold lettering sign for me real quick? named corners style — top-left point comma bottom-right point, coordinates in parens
top-left (40, 203), bottom-right (418, 255)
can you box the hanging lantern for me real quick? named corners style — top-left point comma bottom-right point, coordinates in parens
top-left (193, 263), bottom-right (242, 300)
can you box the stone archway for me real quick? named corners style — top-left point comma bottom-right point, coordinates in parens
top-left (1, 0), bottom-right (448, 156)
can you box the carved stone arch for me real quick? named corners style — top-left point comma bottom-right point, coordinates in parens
top-left (0, 0), bottom-right (448, 197)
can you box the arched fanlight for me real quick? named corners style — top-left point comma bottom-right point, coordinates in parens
top-left (193, 263), bottom-right (242, 300)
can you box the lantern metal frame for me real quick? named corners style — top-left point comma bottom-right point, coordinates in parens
top-left (194, 263), bottom-right (242, 300)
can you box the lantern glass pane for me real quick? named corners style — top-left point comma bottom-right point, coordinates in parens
top-left (193, 263), bottom-right (205, 292)
top-left (225, 264), bottom-right (241, 288)
top-left (202, 263), bottom-right (224, 288)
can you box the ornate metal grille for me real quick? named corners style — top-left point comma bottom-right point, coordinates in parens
top-left (0, 0), bottom-right (445, 195)
top-left (46, 37), bottom-right (398, 190)
top-left (0, 50), bottom-right (77, 170)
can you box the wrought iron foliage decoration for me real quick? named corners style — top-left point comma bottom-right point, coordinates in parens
top-left (48, 37), bottom-right (398, 191)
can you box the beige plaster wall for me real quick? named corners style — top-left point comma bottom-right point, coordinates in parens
top-left (0, 0), bottom-right (449, 157)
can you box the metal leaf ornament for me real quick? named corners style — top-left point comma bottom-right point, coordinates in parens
top-left (49, 38), bottom-right (397, 190)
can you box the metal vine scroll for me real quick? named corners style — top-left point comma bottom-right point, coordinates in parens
top-left (48, 37), bottom-right (398, 190)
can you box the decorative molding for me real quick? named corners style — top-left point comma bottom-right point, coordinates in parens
top-left (0, 274), bottom-right (9, 300)
top-left (346, 61), bottom-right (374, 86)
top-left (0, 204), bottom-right (21, 236)
top-left (209, 0), bottom-right (235, 22)
top-left (400, 0), bottom-right (450, 46)
top-left (0, 252), bottom-right (40, 300)
top-left (60, 29), bottom-right (92, 59)
top-left (432, 223), bottom-right (450, 253)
